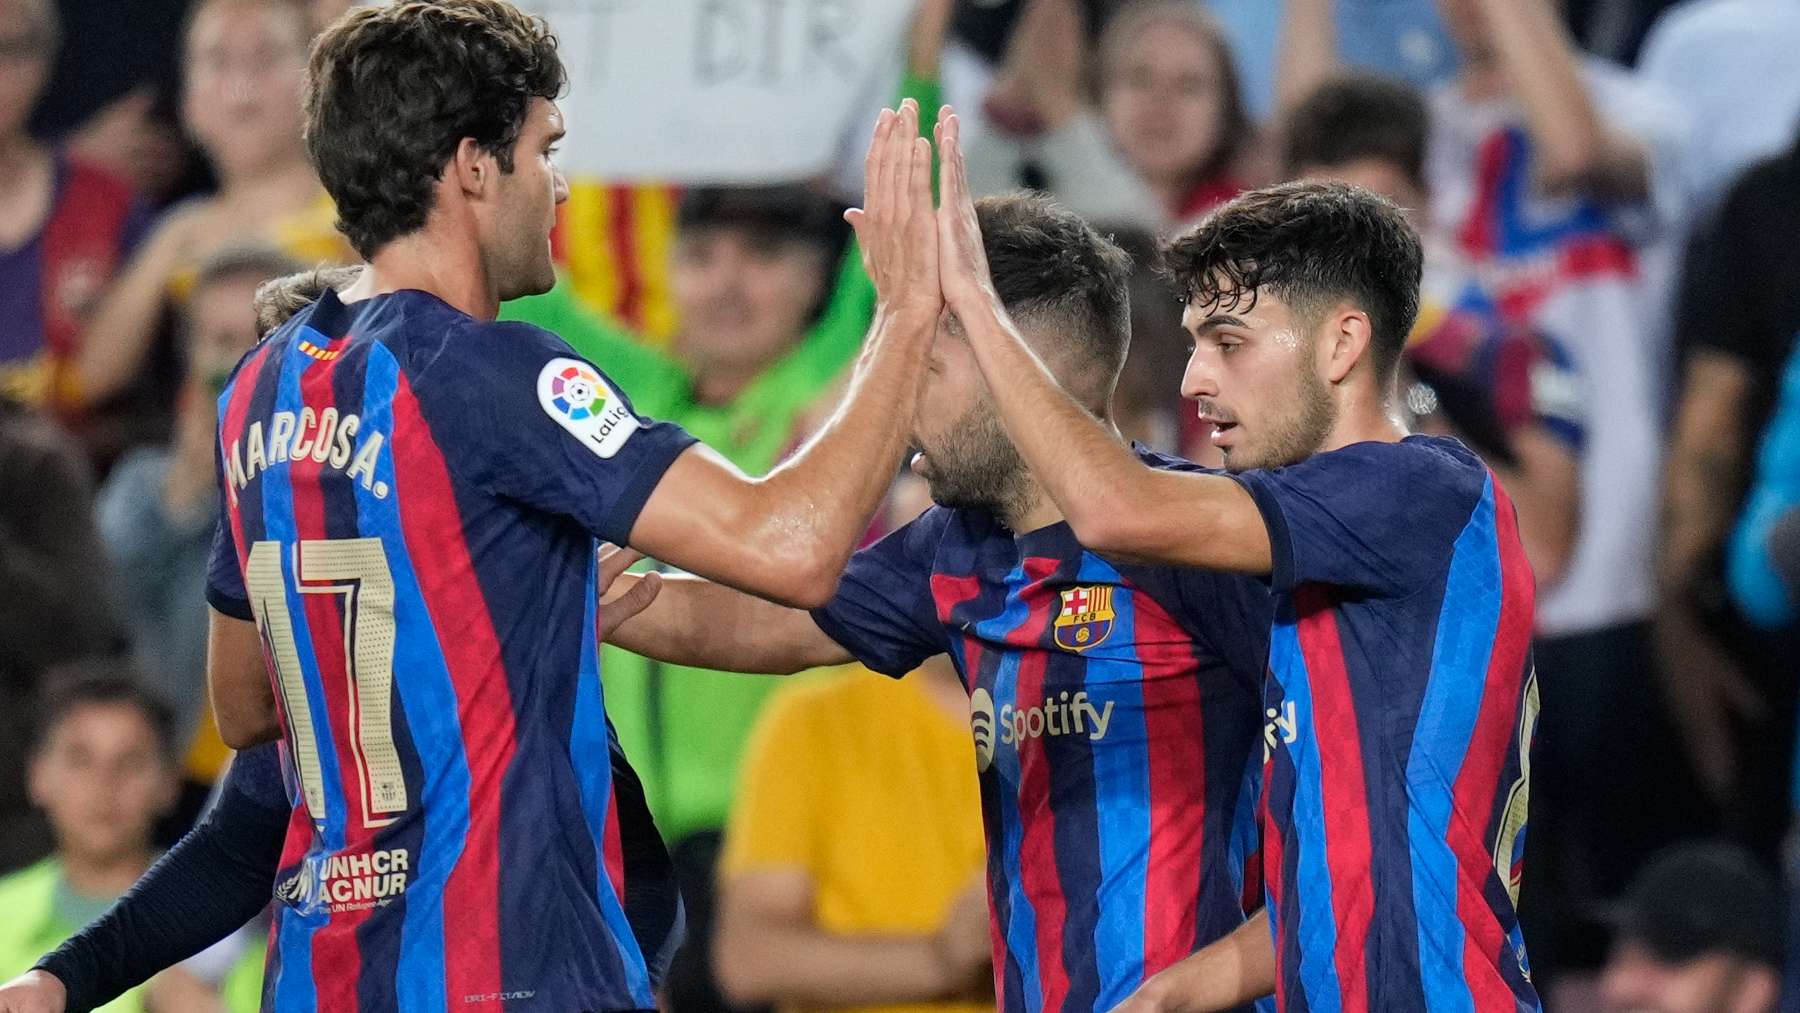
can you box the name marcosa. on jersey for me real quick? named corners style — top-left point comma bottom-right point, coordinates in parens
top-left (225, 407), bottom-right (390, 506)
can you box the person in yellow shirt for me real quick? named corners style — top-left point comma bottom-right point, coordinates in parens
top-left (714, 657), bottom-right (993, 1013)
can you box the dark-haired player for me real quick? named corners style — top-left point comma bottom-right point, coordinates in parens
top-left (932, 111), bottom-right (1539, 1012)
top-left (601, 191), bottom-right (1274, 1013)
top-left (191, 0), bottom-right (938, 1009)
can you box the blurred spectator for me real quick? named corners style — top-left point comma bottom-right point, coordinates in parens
top-left (1281, 0), bottom-right (1694, 988)
top-left (0, 396), bottom-right (124, 873)
top-left (1425, 0), bottom-right (1698, 988)
top-left (1638, 0), bottom-right (1800, 210)
top-left (0, 0), bottom-right (153, 414)
top-left (1281, 73), bottom-right (1585, 587)
top-left (1658, 135), bottom-right (1800, 853)
top-left (0, 667), bottom-right (222, 1012)
top-left (1596, 842), bottom-right (1781, 1013)
top-left (73, 0), bottom-right (352, 411)
top-left (964, 0), bottom-right (1251, 229)
top-left (713, 661), bottom-right (990, 1013)
top-left (96, 246), bottom-right (301, 780)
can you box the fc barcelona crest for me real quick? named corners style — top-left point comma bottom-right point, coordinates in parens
top-left (1053, 585), bottom-right (1115, 652)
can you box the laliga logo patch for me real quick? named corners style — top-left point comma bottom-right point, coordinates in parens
top-left (538, 357), bottom-right (638, 458)
top-left (549, 363), bottom-right (603, 420)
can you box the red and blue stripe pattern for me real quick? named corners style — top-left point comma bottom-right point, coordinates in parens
top-left (923, 512), bottom-right (1268, 1013)
top-left (1260, 474), bottom-right (1539, 1012)
top-left (217, 291), bottom-right (675, 1011)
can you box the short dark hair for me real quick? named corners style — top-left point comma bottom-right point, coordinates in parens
top-left (1162, 181), bottom-right (1422, 383)
top-left (978, 193), bottom-right (1134, 396)
top-left (1281, 73), bottom-right (1430, 187)
top-left (32, 662), bottom-right (177, 763)
top-left (305, 0), bottom-right (566, 258)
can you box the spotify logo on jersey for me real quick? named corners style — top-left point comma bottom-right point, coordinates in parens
top-left (971, 688), bottom-right (998, 772)
top-left (968, 686), bottom-right (1116, 774)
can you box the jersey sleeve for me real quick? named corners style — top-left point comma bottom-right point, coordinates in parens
top-left (205, 436), bottom-right (252, 620)
top-left (416, 321), bottom-right (699, 546)
top-left (1230, 439), bottom-right (1489, 597)
top-left (808, 508), bottom-right (951, 678)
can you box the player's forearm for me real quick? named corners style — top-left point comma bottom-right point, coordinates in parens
top-left (606, 574), bottom-right (851, 674)
top-left (1474, 0), bottom-right (1649, 198)
top-left (1127, 911), bottom-right (1275, 1013)
top-left (714, 919), bottom-right (963, 1009)
top-left (751, 306), bottom-right (934, 603)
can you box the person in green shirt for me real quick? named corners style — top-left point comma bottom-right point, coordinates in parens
top-left (0, 668), bottom-right (219, 1012)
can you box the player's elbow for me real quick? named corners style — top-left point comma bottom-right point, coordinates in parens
top-left (753, 546), bottom-right (844, 611)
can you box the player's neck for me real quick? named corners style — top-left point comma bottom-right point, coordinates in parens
top-left (347, 231), bottom-right (501, 320)
top-left (59, 847), bottom-right (155, 898)
top-left (1320, 396), bottom-right (1411, 455)
top-left (1006, 415), bottom-right (1125, 534)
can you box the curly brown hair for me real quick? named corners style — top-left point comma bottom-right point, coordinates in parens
top-left (304, 0), bottom-right (565, 258)
top-left (1162, 181), bottom-right (1422, 383)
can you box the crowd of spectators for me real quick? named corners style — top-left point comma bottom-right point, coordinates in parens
top-left (5, 0), bottom-right (1800, 1010)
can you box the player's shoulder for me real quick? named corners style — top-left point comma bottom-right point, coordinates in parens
top-left (1286, 435), bottom-right (1489, 504)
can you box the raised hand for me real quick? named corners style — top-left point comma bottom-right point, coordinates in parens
top-left (845, 98), bottom-right (941, 321)
top-left (931, 108), bottom-right (998, 314)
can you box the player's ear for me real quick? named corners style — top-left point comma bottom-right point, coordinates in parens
top-left (451, 137), bottom-right (492, 197)
top-left (1321, 304), bottom-right (1372, 385)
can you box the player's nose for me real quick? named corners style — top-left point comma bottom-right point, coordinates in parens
top-left (1180, 346), bottom-right (1218, 401)
top-left (553, 169), bottom-right (570, 206)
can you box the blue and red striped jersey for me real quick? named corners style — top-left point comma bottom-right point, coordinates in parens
top-left (205, 289), bottom-right (694, 1012)
top-left (1231, 435), bottom-right (1540, 1013)
top-left (813, 451), bottom-right (1273, 1013)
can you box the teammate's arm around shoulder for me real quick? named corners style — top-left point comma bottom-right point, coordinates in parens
top-left (599, 548), bottom-right (853, 674)
top-left (627, 101), bottom-right (941, 608)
